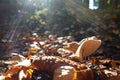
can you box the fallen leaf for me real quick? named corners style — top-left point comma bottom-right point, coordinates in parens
top-left (53, 66), bottom-right (77, 80)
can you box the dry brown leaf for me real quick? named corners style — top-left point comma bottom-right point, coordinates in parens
top-left (102, 69), bottom-right (120, 80)
top-left (108, 76), bottom-right (120, 80)
top-left (2, 59), bottom-right (32, 80)
top-left (53, 65), bottom-right (94, 80)
top-left (111, 60), bottom-right (120, 68)
top-left (4, 53), bottom-right (26, 65)
top-left (30, 47), bottom-right (39, 53)
top-left (77, 66), bottom-right (94, 80)
top-left (53, 66), bottom-right (77, 80)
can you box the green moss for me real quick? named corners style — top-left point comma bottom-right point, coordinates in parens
top-left (0, 61), bottom-right (5, 67)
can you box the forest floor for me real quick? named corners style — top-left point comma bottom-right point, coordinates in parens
top-left (0, 30), bottom-right (120, 80)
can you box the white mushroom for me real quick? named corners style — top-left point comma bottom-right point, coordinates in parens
top-left (70, 36), bottom-right (101, 61)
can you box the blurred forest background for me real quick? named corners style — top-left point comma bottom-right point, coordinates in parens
top-left (0, 0), bottom-right (120, 60)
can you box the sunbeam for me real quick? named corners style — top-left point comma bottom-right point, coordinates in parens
top-left (64, 0), bottom-right (98, 23)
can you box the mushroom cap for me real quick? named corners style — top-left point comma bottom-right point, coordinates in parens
top-left (63, 42), bottom-right (79, 52)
